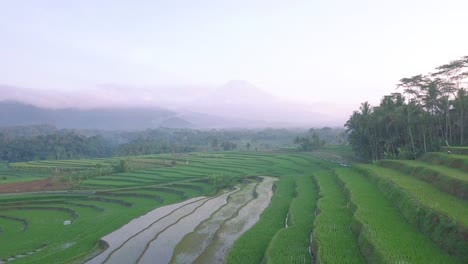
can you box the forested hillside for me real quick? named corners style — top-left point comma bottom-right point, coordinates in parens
top-left (0, 126), bottom-right (346, 162)
top-left (0, 131), bottom-right (113, 161)
top-left (346, 55), bottom-right (468, 160)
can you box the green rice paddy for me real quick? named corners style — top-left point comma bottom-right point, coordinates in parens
top-left (0, 150), bottom-right (466, 263)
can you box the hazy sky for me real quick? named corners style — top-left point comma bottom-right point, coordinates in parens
top-left (1, 0), bottom-right (467, 107)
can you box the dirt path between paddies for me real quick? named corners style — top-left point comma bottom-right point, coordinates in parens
top-left (137, 188), bottom-right (237, 264)
top-left (86, 196), bottom-right (206, 264)
top-left (170, 180), bottom-right (258, 264)
top-left (194, 176), bottom-right (277, 264)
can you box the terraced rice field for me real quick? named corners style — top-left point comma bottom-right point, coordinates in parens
top-left (336, 168), bottom-right (458, 263)
top-left (226, 176), bottom-right (296, 264)
top-left (170, 181), bottom-right (258, 263)
top-left (379, 159), bottom-right (468, 199)
top-left (265, 174), bottom-right (317, 263)
top-left (312, 170), bottom-right (365, 263)
top-left (194, 177), bottom-right (276, 264)
top-left (0, 150), bottom-right (467, 263)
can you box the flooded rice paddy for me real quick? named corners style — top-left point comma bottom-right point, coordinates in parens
top-left (88, 177), bottom-right (275, 264)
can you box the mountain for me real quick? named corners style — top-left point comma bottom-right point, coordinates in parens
top-left (0, 101), bottom-right (175, 130)
top-left (197, 80), bottom-right (279, 105)
top-left (0, 84), bottom-right (212, 109)
top-left (0, 101), bottom-right (267, 130)
top-left (0, 124), bottom-right (57, 139)
top-left (189, 80), bottom-right (336, 127)
top-left (158, 116), bottom-right (194, 129)
top-left (0, 100), bottom-right (50, 126)
top-left (0, 81), bottom-right (346, 129)
top-left (177, 111), bottom-right (271, 128)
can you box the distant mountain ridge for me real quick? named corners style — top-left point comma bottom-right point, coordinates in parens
top-left (197, 80), bottom-right (279, 105)
top-left (0, 100), bottom-right (277, 130)
top-left (0, 80), bottom-right (346, 129)
top-left (0, 101), bottom-right (175, 130)
top-left (189, 80), bottom-right (336, 126)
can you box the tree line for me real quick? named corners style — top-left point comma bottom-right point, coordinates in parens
top-left (292, 127), bottom-right (346, 151)
top-left (0, 127), bottom-right (346, 162)
top-left (346, 55), bottom-right (468, 160)
top-left (0, 131), bottom-right (113, 162)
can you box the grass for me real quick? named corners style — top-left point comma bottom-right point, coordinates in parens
top-left (1, 152), bottom-right (308, 263)
top-left (0, 166), bottom-right (50, 183)
top-left (0, 214), bottom-right (28, 233)
top-left (5, 190), bottom-right (207, 264)
top-left (0, 175), bottom-right (220, 263)
top-left (420, 152), bottom-right (468, 172)
top-left (0, 176), bottom-right (45, 184)
top-left (0, 209), bottom-right (72, 259)
top-left (170, 181), bottom-right (257, 264)
top-left (2, 150), bottom-right (465, 263)
top-left (356, 164), bottom-right (468, 226)
top-left (312, 170), bottom-right (365, 264)
top-left (383, 159), bottom-right (468, 182)
top-left (443, 146), bottom-right (468, 155)
top-left (265, 175), bottom-right (318, 263)
top-left (379, 159), bottom-right (468, 200)
top-left (355, 164), bottom-right (468, 259)
top-left (226, 176), bottom-right (296, 263)
top-left (336, 168), bottom-right (459, 264)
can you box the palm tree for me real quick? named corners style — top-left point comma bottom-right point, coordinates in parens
top-left (454, 88), bottom-right (467, 145)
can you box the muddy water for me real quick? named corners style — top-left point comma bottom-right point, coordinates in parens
top-left (170, 182), bottom-right (257, 264)
top-left (87, 177), bottom-right (276, 264)
top-left (87, 197), bottom-right (206, 264)
top-left (138, 189), bottom-right (236, 264)
top-left (194, 176), bottom-right (277, 264)
top-left (103, 198), bottom-right (210, 264)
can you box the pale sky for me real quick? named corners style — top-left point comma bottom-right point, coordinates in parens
top-left (1, 0), bottom-right (467, 107)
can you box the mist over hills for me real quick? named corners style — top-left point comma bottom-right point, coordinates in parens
top-left (0, 101), bottom-right (176, 130)
top-left (0, 81), bottom-right (346, 129)
top-left (190, 80), bottom-right (336, 126)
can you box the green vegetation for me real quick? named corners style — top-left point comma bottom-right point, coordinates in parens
top-left (226, 176), bottom-right (296, 263)
top-left (0, 152), bottom-right (330, 263)
top-left (0, 185), bottom-right (206, 264)
top-left (444, 146), bottom-right (468, 155)
top-left (1, 126), bottom-right (347, 163)
top-left (336, 168), bottom-right (459, 263)
top-left (265, 175), bottom-right (317, 263)
top-left (0, 131), bottom-right (113, 162)
top-left (346, 55), bottom-right (468, 160)
top-left (355, 164), bottom-right (468, 259)
top-left (0, 148), bottom-right (467, 263)
top-left (293, 127), bottom-right (345, 151)
top-left (419, 152), bottom-right (468, 172)
top-left (312, 170), bottom-right (365, 263)
top-left (355, 164), bottom-right (468, 225)
top-left (379, 159), bottom-right (468, 200)
top-left (0, 154), bottom-right (243, 263)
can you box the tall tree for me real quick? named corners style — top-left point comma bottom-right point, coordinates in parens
top-left (346, 55), bottom-right (468, 161)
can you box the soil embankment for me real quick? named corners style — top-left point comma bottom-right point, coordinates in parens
top-left (0, 178), bottom-right (69, 194)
